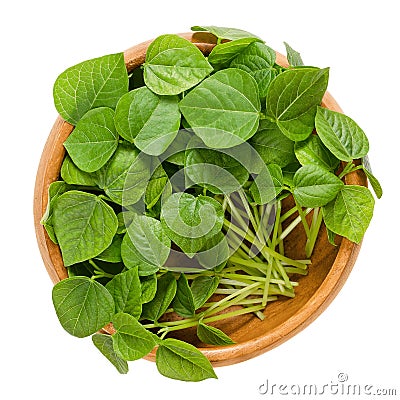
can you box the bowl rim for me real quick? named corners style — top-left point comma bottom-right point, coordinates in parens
top-left (33, 31), bottom-right (366, 367)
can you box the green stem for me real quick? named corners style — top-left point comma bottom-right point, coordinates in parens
top-left (98, 194), bottom-right (113, 203)
top-left (262, 258), bottom-right (272, 306)
top-left (305, 207), bottom-right (323, 258)
top-left (277, 208), bottom-right (313, 243)
top-left (89, 259), bottom-right (116, 279)
top-left (294, 198), bottom-right (311, 239)
top-left (204, 281), bottom-right (261, 316)
top-left (224, 220), bottom-right (308, 269)
top-left (280, 205), bottom-right (299, 223)
top-left (338, 161), bottom-right (354, 179)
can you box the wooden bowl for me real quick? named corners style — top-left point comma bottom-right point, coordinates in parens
top-left (33, 32), bottom-right (366, 367)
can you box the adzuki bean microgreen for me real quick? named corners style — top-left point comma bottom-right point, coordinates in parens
top-left (42, 25), bottom-right (381, 382)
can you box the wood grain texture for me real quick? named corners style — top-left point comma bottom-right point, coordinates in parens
top-left (33, 32), bottom-right (367, 367)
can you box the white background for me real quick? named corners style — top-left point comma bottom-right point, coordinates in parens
top-left (1, 1), bottom-right (399, 399)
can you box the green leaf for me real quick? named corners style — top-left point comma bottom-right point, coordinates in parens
top-left (326, 227), bottom-right (337, 246)
top-left (95, 142), bottom-right (151, 206)
top-left (197, 322), bottom-right (235, 345)
top-left (141, 272), bottom-right (177, 321)
top-left (322, 185), bottom-right (375, 244)
top-left (208, 38), bottom-right (261, 68)
top-left (52, 276), bottom-right (115, 338)
top-left (282, 160), bottom-right (302, 186)
top-left (112, 313), bottom-right (156, 361)
top-left (362, 156), bottom-right (383, 199)
top-left (230, 42), bottom-right (277, 97)
top-left (161, 193), bottom-right (224, 256)
top-left (266, 68), bottom-right (329, 140)
top-left (172, 274), bottom-right (195, 318)
top-left (184, 147), bottom-right (249, 194)
top-left (41, 181), bottom-right (73, 244)
top-left (144, 34), bottom-right (213, 95)
top-left (196, 232), bottom-right (229, 271)
top-left (116, 210), bottom-right (136, 234)
top-left (179, 69), bottom-right (260, 148)
top-left (121, 214), bottom-right (171, 275)
top-left (249, 119), bottom-right (296, 167)
top-left (191, 276), bottom-right (220, 309)
top-left (53, 53), bottom-right (128, 125)
top-left (250, 164), bottom-right (284, 204)
top-left (114, 87), bottom-right (181, 155)
top-left (106, 268), bottom-right (142, 318)
top-left (145, 164), bottom-right (169, 209)
top-left (294, 134), bottom-right (340, 171)
top-left (52, 191), bottom-right (118, 266)
top-left (276, 108), bottom-right (316, 142)
top-left (315, 107), bottom-right (369, 161)
top-left (293, 164), bottom-right (344, 207)
top-left (140, 274), bottom-right (157, 304)
top-left (191, 25), bottom-right (261, 41)
top-left (156, 338), bottom-right (217, 381)
top-left (284, 42), bottom-right (304, 66)
top-left (92, 334), bottom-right (129, 374)
top-left (95, 234), bottom-right (122, 263)
top-left (60, 155), bottom-right (98, 186)
top-left (64, 107), bottom-right (119, 172)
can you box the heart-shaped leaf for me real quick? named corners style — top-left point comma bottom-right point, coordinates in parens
top-left (64, 107), bottom-right (119, 172)
top-left (230, 42), bottom-right (277, 97)
top-left (52, 277), bottom-right (115, 338)
top-left (161, 193), bottom-right (224, 256)
top-left (95, 142), bottom-right (151, 206)
top-left (266, 68), bottom-right (329, 140)
top-left (156, 338), bottom-right (217, 381)
top-left (191, 276), bottom-right (220, 309)
top-left (180, 69), bottom-right (260, 148)
top-left (322, 185), bottom-right (375, 244)
top-left (53, 53), bottom-right (128, 125)
top-left (293, 164), bottom-right (344, 207)
top-left (144, 34), bottom-right (213, 95)
top-left (208, 37), bottom-right (261, 68)
top-left (53, 191), bottom-right (118, 266)
top-left (115, 87), bottom-right (181, 155)
top-left (294, 134), bottom-right (340, 171)
top-left (106, 268), bottom-right (142, 318)
top-left (315, 106), bottom-right (369, 161)
top-left (121, 214), bottom-right (171, 275)
top-left (112, 313), bottom-right (156, 361)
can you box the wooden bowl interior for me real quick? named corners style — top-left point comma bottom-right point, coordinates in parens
top-left (34, 32), bottom-right (366, 367)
